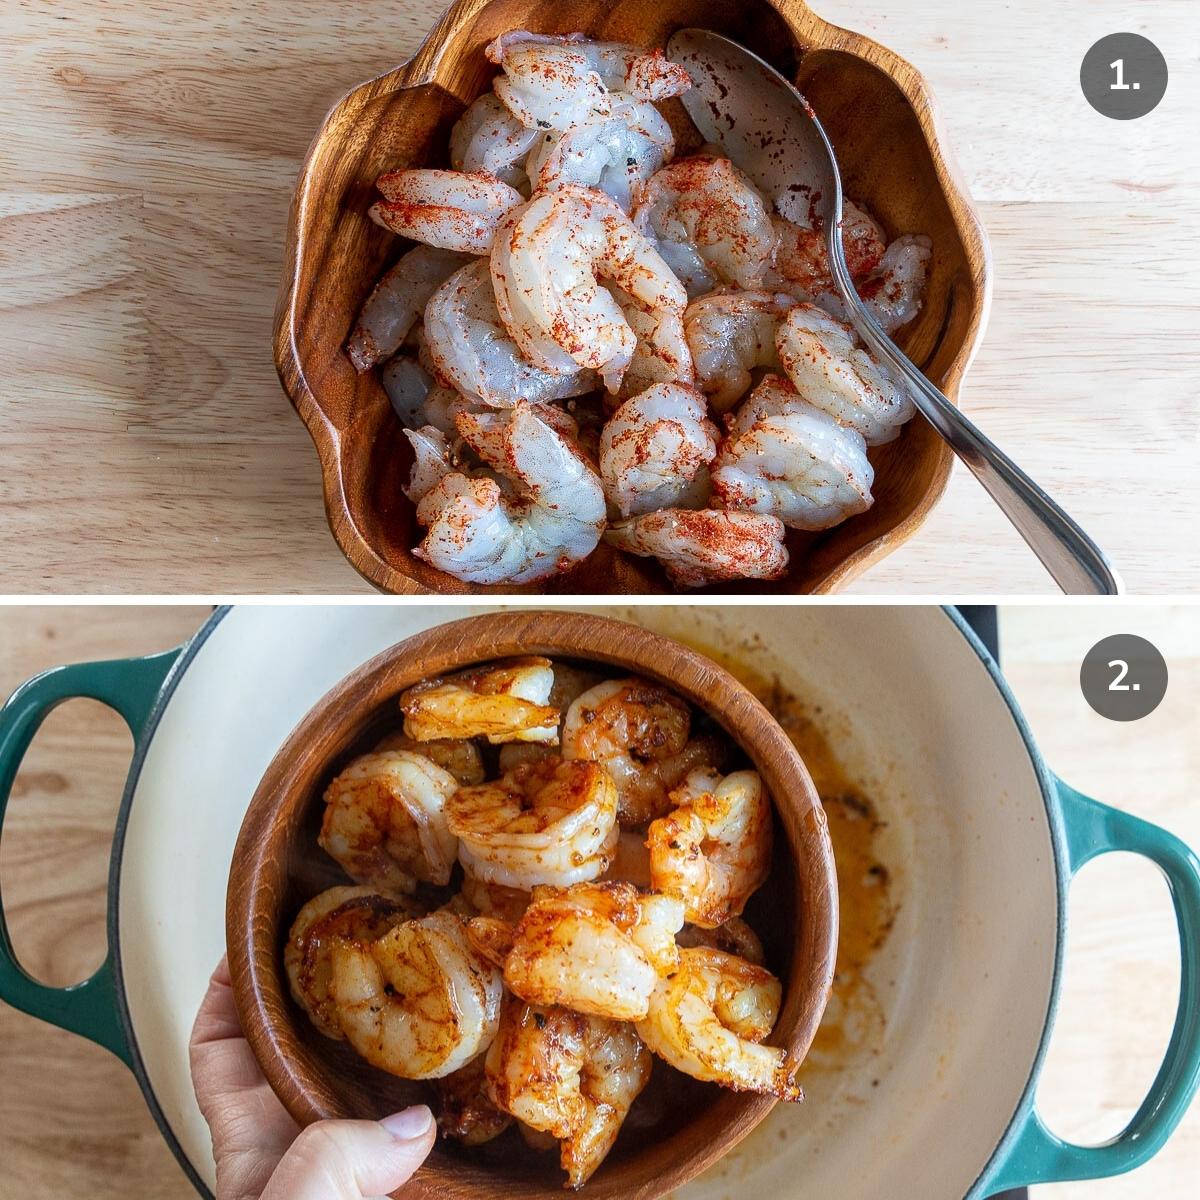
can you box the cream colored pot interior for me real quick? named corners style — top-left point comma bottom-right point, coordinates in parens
top-left (116, 605), bottom-right (1058, 1199)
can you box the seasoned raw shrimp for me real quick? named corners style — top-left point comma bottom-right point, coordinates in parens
top-left (501, 881), bottom-right (684, 1019)
top-left (636, 947), bottom-right (799, 1100)
top-left (775, 303), bottom-right (912, 445)
top-left (461, 873), bottom-right (532, 923)
top-left (486, 32), bottom-right (690, 130)
top-left (446, 757), bottom-right (619, 888)
top-left (599, 383), bottom-right (718, 518)
top-left (527, 99), bottom-right (674, 213)
top-left (490, 184), bottom-right (686, 389)
top-left (608, 284), bottom-right (695, 402)
top-left (684, 289), bottom-right (794, 412)
top-left (284, 887), bottom-right (416, 1040)
top-left (836, 233), bottom-right (933, 334)
top-left (401, 655), bottom-right (559, 745)
top-left (561, 677), bottom-right (729, 824)
top-left (678, 916), bottom-right (766, 965)
top-left (647, 768), bottom-right (771, 927)
top-left (449, 91), bottom-right (540, 191)
top-left (423, 259), bottom-right (596, 406)
top-left (318, 750), bottom-right (459, 894)
top-left (347, 245), bottom-right (470, 372)
top-left (329, 910), bottom-right (503, 1079)
top-left (436, 1053), bottom-right (512, 1145)
top-left (373, 729), bottom-right (485, 786)
top-left (484, 998), bottom-right (653, 1188)
top-left (370, 169), bottom-right (524, 254)
top-left (385, 362), bottom-right (488, 440)
top-left (401, 425), bottom-right (459, 505)
top-left (633, 156), bottom-right (776, 294)
top-left (765, 201), bottom-right (886, 301)
top-left (412, 404), bottom-right (607, 584)
top-left (710, 374), bottom-right (874, 530)
top-left (604, 508), bottom-right (788, 589)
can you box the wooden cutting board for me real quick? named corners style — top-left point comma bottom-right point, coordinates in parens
top-left (0, 0), bottom-right (1197, 594)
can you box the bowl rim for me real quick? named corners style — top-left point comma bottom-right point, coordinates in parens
top-left (272, 0), bottom-right (993, 596)
top-left (226, 609), bottom-right (838, 1198)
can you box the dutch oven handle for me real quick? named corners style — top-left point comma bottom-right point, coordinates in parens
top-left (983, 777), bottom-right (1200, 1193)
top-left (0, 649), bottom-right (183, 1065)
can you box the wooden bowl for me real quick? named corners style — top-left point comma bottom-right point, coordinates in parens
top-left (227, 611), bottom-right (838, 1199)
top-left (273, 0), bottom-right (989, 595)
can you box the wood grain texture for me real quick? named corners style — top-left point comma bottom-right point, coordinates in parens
top-left (1, 2), bottom-right (1195, 593)
top-left (227, 610), bottom-right (837, 1199)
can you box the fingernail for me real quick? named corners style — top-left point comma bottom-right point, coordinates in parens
top-left (381, 1105), bottom-right (434, 1141)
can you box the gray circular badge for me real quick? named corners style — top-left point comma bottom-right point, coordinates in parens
top-left (1080, 634), bottom-right (1168, 721)
top-left (1080, 33), bottom-right (1168, 119)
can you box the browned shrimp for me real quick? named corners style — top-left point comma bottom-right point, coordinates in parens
top-left (436, 1053), bottom-right (513, 1145)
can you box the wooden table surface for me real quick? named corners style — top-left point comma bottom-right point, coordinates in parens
top-left (0, 604), bottom-right (1197, 1198)
top-left (1, 0), bottom-right (1197, 594)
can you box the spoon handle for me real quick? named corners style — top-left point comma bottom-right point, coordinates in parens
top-left (841, 298), bottom-right (1122, 595)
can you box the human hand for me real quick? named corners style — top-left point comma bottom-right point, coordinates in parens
top-left (190, 957), bottom-right (436, 1200)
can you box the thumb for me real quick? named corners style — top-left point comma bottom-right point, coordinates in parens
top-left (259, 1106), bottom-right (436, 1200)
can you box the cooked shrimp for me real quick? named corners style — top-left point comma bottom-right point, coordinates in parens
top-left (318, 750), bottom-right (459, 894)
top-left (496, 740), bottom-right (559, 773)
top-left (602, 830), bottom-right (652, 888)
top-left (608, 284), bottom-right (695, 402)
top-left (599, 383), bottom-right (718, 518)
top-left (370, 169), bottom-right (524, 254)
top-left (484, 997), bottom-right (653, 1188)
top-left (461, 873), bottom-right (532, 923)
top-left (490, 184), bottom-right (686, 390)
top-left (710, 374), bottom-right (874, 530)
top-left (401, 656), bottom-right (558, 744)
top-left (347, 245), bottom-right (470, 372)
top-left (684, 289), bottom-right (794, 412)
top-left (527, 99), bottom-right (674, 213)
top-left (437, 1052), bottom-right (512, 1145)
top-left (412, 404), bottom-right (607, 584)
top-left (449, 91), bottom-right (540, 191)
top-left (329, 910), bottom-right (503, 1079)
top-left (501, 882), bottom-right (683, 1020)
top-left (284, 887), bottom-right (416, 1039)
top-left (486, 32), bottom-right (690, 130)
top-left (447, 757), bottom-right (619, 889)
top-left (604, 508), bottom-right (789, 589)
top-left (636, 947), bottom-right (799, 1099)
top-left (372, 729), bottom-right (485, 786)
top-left (677, 916), bottom-right (766, 965)
top-left (775, 303), bottom-right (912, 445)
top-left (647, 768), bottom-right (771, 927)
top-left (765, 201), bottom-right (886, 301)
top-left (633, 156), bottom-right (776, 293)
top-left (423, 259), bottom-right (596, 406)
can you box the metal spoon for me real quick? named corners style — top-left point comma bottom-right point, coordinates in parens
top-left (667, 28), bottom-right (1122, 595)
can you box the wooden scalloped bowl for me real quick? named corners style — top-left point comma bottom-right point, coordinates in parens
top-left (227, 611), bottom-right (838, 1199)
top-left (273, 0), bottom-right (991, 594)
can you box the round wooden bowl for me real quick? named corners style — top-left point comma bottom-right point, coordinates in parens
top-left (227, 611), bottom-right (838, 1200)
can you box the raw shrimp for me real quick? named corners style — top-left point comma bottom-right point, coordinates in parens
top-left (347, 245), bottom-right (470, 372)
top-left (502, 881), bottom-right (684, 1019)
top-left (318, 750), bottom-right (459, 894)
top-left (372, 729), bottom-right (485, 786)
top-left (446, 757), bottom-right (619, 889)
top-left (764, 201), bottom-right (886, 301)
top-left (775, 303), bottom-right (913, 445)
top-left (633, 156), bottom-right (776, 293)
top-left (637, 947), bottom-right (799, 1099)
top-left (401, 425), bottom-right (458, 505)
top-left (370, 169), bottom-right (524, 254)
top-left (284, 886), bottom-right (416, 1040)
top-left (608, 284), bottom-right (695, 402)
top-left (412, 404), bottom-right (607, 584)
top-left (401, 656), bottom-right (559, 745)
top-left (449, 92), bottom-right (540, 191)
top-left (329, 910), bottom-right (503, 1079)
top-left (647, 768), bottom-right (771, 927)
top-left (710, 374), bottom-right (874, 530)
top-left (599, 383), bottom-right (718, 518)
top-left (486, 32), bottom-right (690, 130)
top-left (527, 99), bottom-right (674, 213)
top-left (437, 1053), bottom-right (512, 1145)
top-left (490, 184), bottom-right (686, 390)
top-left (677, 916), bottom-right (766, 965)
top-left (604, 508), bottom-right (789, 589)
top-left (484, 998), bottom-right (653, 1188)
top-left (684, 289), bottom-right (794, 412)
top-left (837, 233), bottom-right (932, 334)
top-left (423, 259), bottom-right (596, 406)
